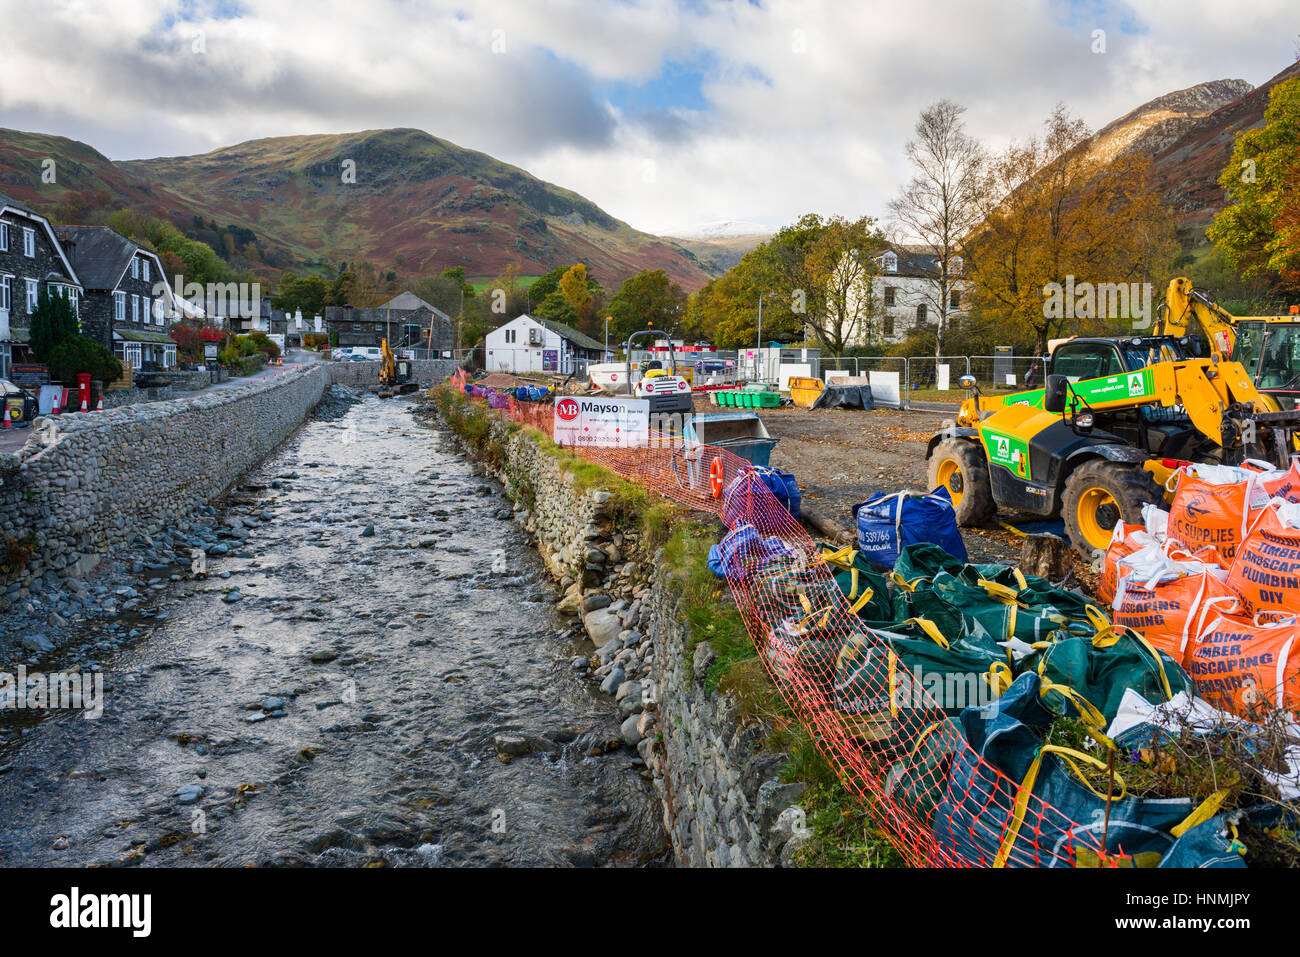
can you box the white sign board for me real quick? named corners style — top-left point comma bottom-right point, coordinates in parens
top-left (868, 370), bottom-right (901, 408)
top-left (936, 364), bottom-right (949, 392)
top-left (553, 396), bottom-right (650, 448)
top-left (1005, 374), bottom-right (1017, 387)
top-left (778, 363), bottom-right (811, 391)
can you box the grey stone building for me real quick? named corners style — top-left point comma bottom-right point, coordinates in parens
top-left (54, 225), bottom-right (175, 370)
top-left (0, 192), bottom-right (83, 379)
top-left (324, 292), bottom-right (454, 350)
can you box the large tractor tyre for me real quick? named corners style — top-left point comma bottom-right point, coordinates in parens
top-left (1061, 459), bottom-right (1163, 559)
top-left (927, 439), bottom-right (996, 526)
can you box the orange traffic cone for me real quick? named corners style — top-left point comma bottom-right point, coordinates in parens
top-left (80, 393), bottom-right (88, 412)
top-left (96, 395), bottom-right (104, 411)
top-left (2, 404), bottom-right (10, 429)
top-left (51, 390), bottom-right (62, 415)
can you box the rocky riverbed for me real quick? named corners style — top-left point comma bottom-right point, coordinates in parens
top-left (0, 388), bottom-right (667, 866)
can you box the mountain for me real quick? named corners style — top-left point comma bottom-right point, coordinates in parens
top-left (0, 127), bottom-right (715, 289)
top-left (1083, 62), bottom-right (1300, 234)
top-left (663, 221), bottom-right (772, 274)
top-left (1149, 61), bottom-right (1300, 231)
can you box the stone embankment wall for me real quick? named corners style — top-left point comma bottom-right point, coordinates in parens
top-left (326, 359), bottom-right (462, 390)
top-left (0, 360), bottom-right (459, 591)
top-left (452, 411), bottom-right (804, 867)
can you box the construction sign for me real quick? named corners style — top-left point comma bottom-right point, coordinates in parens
top-left (553, 396), bottom-right (649, 448)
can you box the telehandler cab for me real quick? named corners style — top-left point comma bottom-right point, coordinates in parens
top-left (926, 331), bottom-right (1300, 557)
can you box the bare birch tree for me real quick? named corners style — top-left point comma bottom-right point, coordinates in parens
top-left (888, 100), bottom-right (986, 356)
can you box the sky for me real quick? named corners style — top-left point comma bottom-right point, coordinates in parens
top-left (0, 0), bottom-right (1297, 236)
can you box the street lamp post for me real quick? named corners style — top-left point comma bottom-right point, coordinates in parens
top-left (604, 316), bottom-right (612, 362)
top-left (756, 292), bottom-right (776, 381)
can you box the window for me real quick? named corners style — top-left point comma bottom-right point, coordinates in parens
top-left (142, 259), bottom-right (150, 283)
top-left (949, 291), bottom-right (960, 309)
top-left (67, 287), bottom-right (78, 317)
top-left (131, 258), bottom-right (139, 280)
top-left (916, 303), bottom-right (928, 323)
top-left (131, 294), bottom-right (139, 322)
top-left (951, 256), bottom-right (964, 276)
top-left (156, 298), bottom-right (164, 325)
top-left (351, 322), bottom-right (360, 331)
top-left (124, 342), bottom-right (142, 370)
top-left (882, 251), bottom-right (898, 274)
top-left (883, 286), bottom-right (896, 307)
top-left (1051, 342), bottom-right (1125, 383)
top-left (0, 276), bottom-right (9, 312)
top-left (0, 223), bottom-right (8, 252)
top-left (22, 227), bottom-right (35, 258)
top-left (25, 279), bottom-right (38, 312)
top-left (114, 291), bottom-right (126, 320)
top-left (883, 314), bottom-right (895, 337)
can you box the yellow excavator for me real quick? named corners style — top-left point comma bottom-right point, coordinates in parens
top-left (377, 340), bottom-right (418, 398)
top-left (1158, 277), bottom-right (1300, 411)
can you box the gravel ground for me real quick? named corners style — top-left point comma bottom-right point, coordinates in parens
top-left (754, 403), bottom-right (1026, 567)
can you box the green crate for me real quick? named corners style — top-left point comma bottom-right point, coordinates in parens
top-left (752, 392), bottom-right (780, 408)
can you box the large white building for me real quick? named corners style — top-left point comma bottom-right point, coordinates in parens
top-left (841, 246), bottom-right (970, 347)
top-left (484, 314), bottom-right (606, 375)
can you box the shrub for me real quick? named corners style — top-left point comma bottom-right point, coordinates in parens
top-left (29, 287), bottom-right (80, 362)
top-left (47, 334), bottom-right (123, 384)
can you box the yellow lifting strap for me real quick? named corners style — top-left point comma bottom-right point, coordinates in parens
top-left (994, 744), bottom-right (1128, 868)
top-left (819, 544), bottom-right (858, 569)
top-left (903, 617), bottom-right (949, 649)
top-left (978, 578), bottom-right (1021, 603)
top-left (985, 661), bottom-right (1014, 697)
top-left (890, 571), bottom-right (921, 592)
top-left (1089, 616), bottom-right (1175, 702)
top-left (1170, 788), bottom-right (1232, 839)
top-left (908, 719), bottom-right (949, 757)
top-left (1038, 677), bottom-right (1115, 749)
top-left (888, 649), bottom-right (900, 716)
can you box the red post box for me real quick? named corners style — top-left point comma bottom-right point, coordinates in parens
top-left (77, 372), bottom-right (91, 412)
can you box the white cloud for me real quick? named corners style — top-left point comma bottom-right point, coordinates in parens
top-left (0, 0), bottom-right (1295, 236)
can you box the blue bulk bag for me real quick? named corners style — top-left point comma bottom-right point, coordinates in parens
top-left (753, 466), bottom-right (801, 518)
top-left (707, 523), bottom-right (794, 579)
top-left (852, 486), bottom-right (966, 570)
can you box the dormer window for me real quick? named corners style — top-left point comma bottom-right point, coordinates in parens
top-left (143, 259), bottom-right (150, 283)
top-left (22, 227), bottom-right (35, 258)
top-left (951, 256), bottom-right (964, 276)
top-left (882, 251), bottom-right (898, 274)
top-left (131, 258), bottom-right (139, 280)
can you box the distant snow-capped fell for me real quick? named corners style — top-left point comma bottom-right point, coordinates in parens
top-left (664, 220), bottom-right (775, 240)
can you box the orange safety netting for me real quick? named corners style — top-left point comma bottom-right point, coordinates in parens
top-left (454, 377), bottom-right (1110, 867)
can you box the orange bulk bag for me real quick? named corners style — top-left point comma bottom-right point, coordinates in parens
top-left (1099, 522), bottom-right (1151, 607)
top-left (1189, 610), bottom-right (1300, 718)
top-left (1225, 501), bottom-right (1300, 617)
top-left (1256, 457), bottom-right (1300, 501)
top-left (1166, 464), bottom-right (1269, 566)
top-left (1111, 546), bottom-right (1236, 669)
top-left (1098, 504), bottom-right (1172, 606)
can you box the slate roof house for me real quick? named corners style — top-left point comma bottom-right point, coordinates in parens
top-left (324, 292), bottom-right (454, 350)
top-left (54, 225), bottom-right (175, 370)
top-left (838, 245), bottom-right (970, 346)
top-left (484, 314), bottom-right (605, 375)
top-left (0, 192), bottom-right (83, 379)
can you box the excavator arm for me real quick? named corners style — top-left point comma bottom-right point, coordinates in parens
top-left (1159, 277), bottom-right (1239, 357)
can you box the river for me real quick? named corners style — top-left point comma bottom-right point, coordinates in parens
top-left (0, 392), bottom-right (668, 867)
